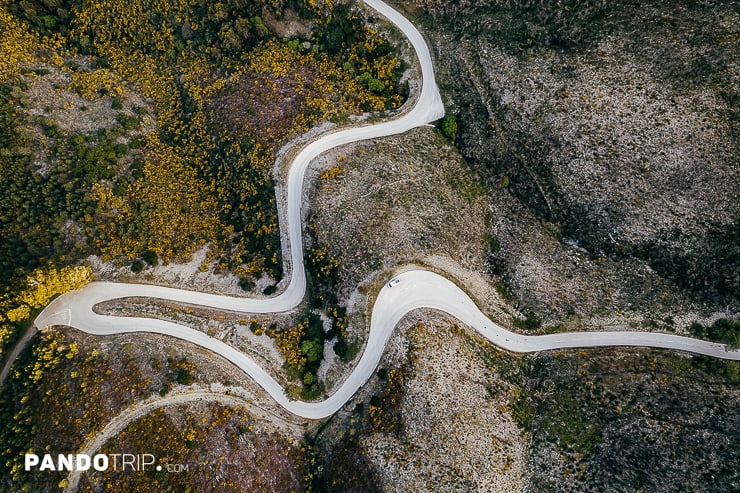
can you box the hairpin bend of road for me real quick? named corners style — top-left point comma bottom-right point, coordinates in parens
top-left (34, 0), bottom-right (740, 420)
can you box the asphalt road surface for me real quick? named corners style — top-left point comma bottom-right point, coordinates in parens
top-left (33, 0), bottom-right (739, 421)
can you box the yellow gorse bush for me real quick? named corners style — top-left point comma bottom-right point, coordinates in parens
top-left (70, 68), bottom-right (125, 100)
top-left (17, 265), bottom-right (93, 310)
top-left (93, 135), bottom-right (221, 262)
top-left (277, 322), bottom-right (308, 372)
top-left (0, 265), bottom-right (93, 356)
top-left (0, 5), bottom-right (40, 81)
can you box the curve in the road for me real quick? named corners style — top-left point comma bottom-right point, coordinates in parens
top-left (37, 270), bottom-right (740, 421)
top-left (34, 0), bottom-right (740, 421)
top-left (63, 388), bottom-right (295, 493)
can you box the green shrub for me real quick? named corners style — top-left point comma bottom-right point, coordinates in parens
top-left (441, 114), bottom-right (458, 141)
top-left (176, 369), bottom-right (192, 385)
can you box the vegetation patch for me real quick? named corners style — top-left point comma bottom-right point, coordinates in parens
top-left (81, 403), bottom-right (307, 492)
top-left (1, 0), bottom-right (411, 298)
top-left (518, 349), bottom-right (740, 491)
top-left (689, 318), bottom-right (740, 350)
top-left (0, 330), bottom-right (165, 488)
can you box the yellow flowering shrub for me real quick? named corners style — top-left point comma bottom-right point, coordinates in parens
top-left (94, 136), bottom-right (221, 262)
top-left (70, 68), bottom-right (124, 100)
top-left (0, 265), bottom-right (93, 356)
top-left (0, 5), bottom-right (39, 81)
top-left (17, 266), bottom-right (93, 309)
top-left (276, 322), bottom-right (307, 372)
top-left (5, 305), bottom-right (30, 323)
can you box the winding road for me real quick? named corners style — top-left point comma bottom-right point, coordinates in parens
top-left (34, 0), bottom-right (739, 421)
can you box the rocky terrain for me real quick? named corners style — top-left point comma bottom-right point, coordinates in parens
top-left (399, 0), bottom-right (738, 327)
top-left (309, 319), bottom-right (738, 492)
top-left (308, 104), bottom-right (739, 493)
top-left (1, 1), bottom-right (738, 491)
top-left (521, 348), bottom-right (739, 492)
top-left (307, 2), bottom-right (740, 487)
top-left (312, 316), bottom-right (528, 492)
top-left (309, 127), bottom-right (489, 299)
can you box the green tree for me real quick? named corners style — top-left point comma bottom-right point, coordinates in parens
top-left (142, 250), bottom-right (158, 266)
top-left (301, 339), bottom-right (323, 363)
top-left (441, 114), bottom-right (458, 141)
top-left (303, 372), bottom-right (314, 385)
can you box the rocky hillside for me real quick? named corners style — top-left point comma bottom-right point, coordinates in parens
top-left (403, 0), bottom-right (738, 323)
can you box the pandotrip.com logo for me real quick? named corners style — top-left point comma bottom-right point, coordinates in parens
top-left (25, 453), bottom-right (189, 473)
